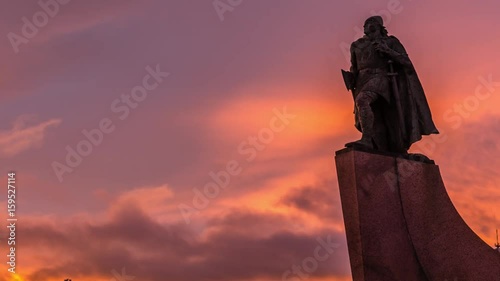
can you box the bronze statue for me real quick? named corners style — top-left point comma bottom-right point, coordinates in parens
top-left (342, 16), bottom-right (439, 153)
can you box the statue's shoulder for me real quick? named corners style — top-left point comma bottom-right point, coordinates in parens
top-left (351, 37), bottom-right (369, 48)
top-left (387, 35), bottom-right (403, 46)
top-left (387, 35), bottom-right (409, 53)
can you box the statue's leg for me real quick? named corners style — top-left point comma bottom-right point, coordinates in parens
top-left (372, 99), bottom-right (390, 151)
top-left (346, 91), bottom-right (379, 149)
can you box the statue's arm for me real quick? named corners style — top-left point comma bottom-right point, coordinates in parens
top-left (350, 43), bottom-right (358, 89)
top-left (385, 36), bottom-right (413, 68)
top-left (350, 43), bottom-right (358, 73)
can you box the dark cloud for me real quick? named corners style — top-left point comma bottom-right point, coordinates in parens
top-left (280, 177), bottom-right (344, 224)
top-left (23, 203), bottom-right (350, 281)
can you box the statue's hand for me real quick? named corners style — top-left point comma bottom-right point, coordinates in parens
top-left (372, 41), bottom-right (392, 54)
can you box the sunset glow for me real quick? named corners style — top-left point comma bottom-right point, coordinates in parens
top-left (1, 1), bottom-right (499, 280)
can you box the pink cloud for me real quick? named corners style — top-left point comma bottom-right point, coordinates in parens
top-left (0, 115), bottom-right (61, 157)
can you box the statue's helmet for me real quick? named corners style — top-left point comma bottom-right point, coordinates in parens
top-left (364, 16), bottom-right (384, 27)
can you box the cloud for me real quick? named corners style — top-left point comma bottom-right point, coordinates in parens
top-left (0, 115), bottom-right (61, 157)
top-left (15, 186), bottom-right (350, 281)
top-left (108, 184), bottom-right (179, 224)
top-left (0, 1), bottom-right (152, 104)
top-left (0, 0), bottom-right (146, 43)
top-left (428, 115), bottom-right (500, 244)
top-left (280, 178), bottom-right (344, 226)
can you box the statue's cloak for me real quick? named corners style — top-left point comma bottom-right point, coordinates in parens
top-left (353, 36), bottom-right (439, 151)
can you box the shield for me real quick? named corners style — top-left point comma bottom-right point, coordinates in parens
top-left (341, 69), bottom-right (355, 91)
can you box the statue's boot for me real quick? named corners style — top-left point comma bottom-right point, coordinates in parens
top-left (345, 134), bottom-right (374, 150)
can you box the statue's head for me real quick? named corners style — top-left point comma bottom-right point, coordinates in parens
top-left (364, 16), bottom-right (388, 38)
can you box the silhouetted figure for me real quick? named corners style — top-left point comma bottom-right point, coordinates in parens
top-left (342, 16), bottom-right (438, 153)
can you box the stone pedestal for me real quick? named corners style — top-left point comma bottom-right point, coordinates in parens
top-left (335, 148), bottom-right (500, 281)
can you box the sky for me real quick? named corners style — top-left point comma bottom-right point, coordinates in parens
top-left (0, 0), bottom-right (500, 280)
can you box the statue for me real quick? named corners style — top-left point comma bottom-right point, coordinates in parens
top-left (342, 16), bottom-right (439, 153)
